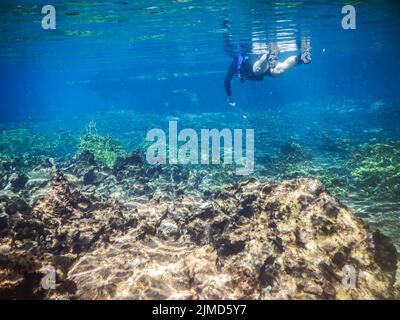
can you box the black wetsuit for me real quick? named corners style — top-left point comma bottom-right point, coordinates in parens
top-left (224, 55), bottom-right (266, 97)
top-left (224, 54), bottom-right (303, 97)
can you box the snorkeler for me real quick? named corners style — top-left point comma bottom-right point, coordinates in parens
top-left (224, 48), bottom-right (312, 106)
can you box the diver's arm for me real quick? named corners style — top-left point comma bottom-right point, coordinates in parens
top-left (224, 59), bottom-right (237, 97)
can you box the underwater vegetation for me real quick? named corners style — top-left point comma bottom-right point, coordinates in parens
top-left (348, 141), bottom-right (400, 200)
top-left (318, 131), bottom-right (351, 153)
top-left (279, 142), bottom-right (313, 162)
top-left (77, 122), bottom-right (127, 168)
top-left (260, 142), bottom-right (314, 181)
top-left (265, 143), bottom-right (350, 198)
top-left (0, 121), bottom-right (133, 171)
top-left (278, 142), bottom-right (313, 166)
top-left (257, 142), bottom-right (313, 178)
top-left (0, 127), bottom-right (76, 168)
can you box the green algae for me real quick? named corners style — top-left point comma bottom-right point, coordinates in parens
top-left (77, 122), bottom-right (126, 168)
top-left (348, 141), bottom-right (400, 199)
top-left (0, 127), bottom-right (76, 167)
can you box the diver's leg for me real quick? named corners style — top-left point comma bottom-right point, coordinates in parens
top-left (268, 56), bottom-right (298, 77)
top-left (252, 53), bottom-right (269, 76)
top-left (269, 49), bottom-right (312, 77)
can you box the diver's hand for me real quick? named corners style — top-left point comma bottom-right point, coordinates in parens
top-left (227, 97), bottom-right (236, 107)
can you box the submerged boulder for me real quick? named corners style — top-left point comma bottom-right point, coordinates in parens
top-left (0, 171), bottom-right (138, 299)
top-left (6, 173), bottom-right (28, 193)
top-left (113, 151), bottom-right (143, 173)
top-left (0, 152), bottom-right (397, 300)
top-left (0, 210), bottom-right (9, 236)
top-left (279, 142), bottom-right (313, 163)
top-left (66, 178), bottom-right (398, 300)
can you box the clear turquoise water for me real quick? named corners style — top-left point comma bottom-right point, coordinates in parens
top-left (0, 1), bottom-right (400, 245)
top-left (1, 0), bottom-right (400, 120)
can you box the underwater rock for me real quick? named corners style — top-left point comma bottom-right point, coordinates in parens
top-left (0, 211), bottom-right (9, 236)
top-left (64, 177), bottom-right (398, 300)
top-left (72, 150), bottom-right (96, 167)
top-left (68, 241), bottom-right (233, 300)
top-left (0, 151), bottom-right (398, 300)
top-left (63, 150), bottom-right (114, 189)
top-left (7, 173), bottom-right (28, 192)
top-left (25, 160), bottom-right (57, 204)
top-left (0, 159), bottom-right (27, 191)
top-left (279, 142), bottom-right (313, 163)
top-left (82, 168), bottom-right (109, 185)
top-left (113, 151), bottom-right (143, 173)
top-left (157, 218), bottom-right (180, 240)
top-left (372, 230), bottom-right (398, 272)
top-left (0, 170), bottom-right (138, 299)
top-left (0, 191), bottom-right (30, 215)
top-left (64, 151), bottom-right (97, 177)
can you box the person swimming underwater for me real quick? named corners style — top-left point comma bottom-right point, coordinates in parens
top-left (224, 48), bottom-right (312, 106)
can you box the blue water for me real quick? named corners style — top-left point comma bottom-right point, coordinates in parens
top-left (1, 1), bottom-right (400, 245)
top-left (1, 0), bottom-right (400, 121)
